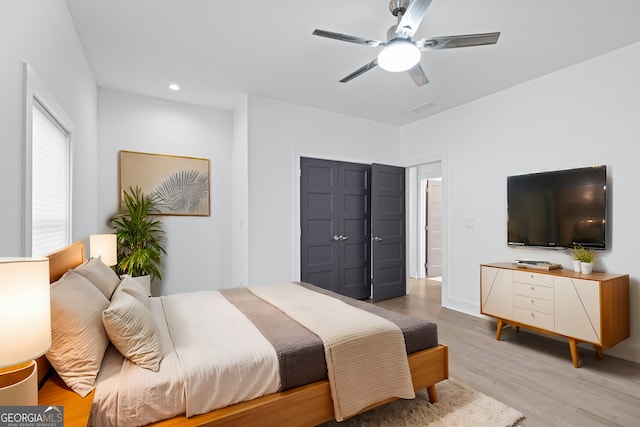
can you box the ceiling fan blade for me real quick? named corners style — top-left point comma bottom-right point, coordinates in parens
top-left (312, 29), bottom-right (385, 47)
top-left (339, 59), bottom-right (379, 83)
top-left (407, 63), bottom-right (429, 86)
top-left (396, 0), bottom-right (433, 38)
top-left (419, 32), bottom-right (500, 50)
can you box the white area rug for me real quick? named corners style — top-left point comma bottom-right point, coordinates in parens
top-left (320, 378), bottom-right (524, 427)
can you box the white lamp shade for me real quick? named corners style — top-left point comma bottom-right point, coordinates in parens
top-left (377, 40), bottom-right (421, 72)
top-left (0, 258), bottom-right (51, 368)
top-left (90, 234), bottom-right (117, 267)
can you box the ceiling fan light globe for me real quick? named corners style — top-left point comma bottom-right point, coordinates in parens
top-left (378, 41), bottom-right (420, 72)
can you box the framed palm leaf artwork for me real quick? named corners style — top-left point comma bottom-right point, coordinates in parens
top-left (119, 150), bottom-right (210, 216)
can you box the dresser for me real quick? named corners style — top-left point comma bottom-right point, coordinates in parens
top-left (480, 263), bottom-right (629, 367)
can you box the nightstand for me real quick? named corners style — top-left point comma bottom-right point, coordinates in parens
top-left (39, 373), bottom-right (94, 426)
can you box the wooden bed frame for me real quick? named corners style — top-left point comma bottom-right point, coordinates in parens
top-left (38, 242), bottom-right (449, 426)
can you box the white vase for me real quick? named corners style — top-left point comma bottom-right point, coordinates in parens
top-left (572, 260), bottom-right (582, 273)
top-left (580, 262), bottom-right (594, 274)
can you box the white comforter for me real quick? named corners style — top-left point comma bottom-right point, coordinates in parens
top-left (91, 291), bottom-right (280, 427)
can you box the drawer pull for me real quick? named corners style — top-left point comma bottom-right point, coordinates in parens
top-left (531, 286), bottom-right (535, 291)
top-left (531, 299), bottom-right (534, 304)
top-left (530, 312), bottom-right (535, 318)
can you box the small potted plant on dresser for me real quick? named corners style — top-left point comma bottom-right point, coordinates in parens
top-left (111, 186), bottom-right (166, 293)
top-left (572, 244), bottom-right (597, 274)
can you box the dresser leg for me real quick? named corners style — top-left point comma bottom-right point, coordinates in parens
top-left (496, 319), bottom-right (504, 340)
top-left (568, 338), bottom-right (580, 368)
top-left (594, 345), bottom-right (603, 359)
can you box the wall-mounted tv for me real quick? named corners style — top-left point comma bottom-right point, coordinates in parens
top-left (507, 165), bottom-right (607, 249)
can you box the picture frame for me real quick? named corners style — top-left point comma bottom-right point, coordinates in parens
top-left (119, 150), bottom-right (210, 216)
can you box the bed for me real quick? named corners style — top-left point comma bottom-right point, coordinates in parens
top-left (38, 242), bottom-right (449, 426)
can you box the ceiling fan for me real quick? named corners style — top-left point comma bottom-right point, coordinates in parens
top-left (312, 0), bottom-right (500, 86)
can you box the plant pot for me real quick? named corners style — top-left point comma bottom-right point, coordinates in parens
top-left (580, 262), bottom-right (594, 274)
top-left (572, 260), bottom-right (582, 273)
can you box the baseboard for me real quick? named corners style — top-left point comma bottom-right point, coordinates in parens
top-left (442, 298), bottom-right (481, 318)
top-left (603, 340), bottom-right (640, 364)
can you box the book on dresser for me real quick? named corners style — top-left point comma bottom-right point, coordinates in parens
top-left (480, 262), bottom-right (630, 368)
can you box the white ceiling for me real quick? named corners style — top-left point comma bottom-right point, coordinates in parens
top-left (65, 0), bottom-right (640, 126)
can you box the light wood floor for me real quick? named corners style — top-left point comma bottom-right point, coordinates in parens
top-left (373, 278), bottom-right (640, 426)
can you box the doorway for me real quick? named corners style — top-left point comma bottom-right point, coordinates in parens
top-left (424, 178), bottom-right (442, 279)
top-left (407, 159), bottom-right (446, 305)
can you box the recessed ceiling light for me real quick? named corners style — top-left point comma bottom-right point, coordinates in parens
top-left (168, 83), bottom-right (180, 91)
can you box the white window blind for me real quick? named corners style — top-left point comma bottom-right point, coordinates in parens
top-left (31, 98), bottom-right (71, 256)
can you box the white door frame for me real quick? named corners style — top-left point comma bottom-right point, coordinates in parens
top-left (402, 154), bottom-right (449, 307)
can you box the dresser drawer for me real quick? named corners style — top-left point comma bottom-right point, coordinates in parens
top-left (513, 270), bottom-right (553, 287)
top-left (514, 307), bottom-right (554, 331)
top-left (513, 295), bottom-right (554, 315)
top-left (513, 282), bottom-right (554, 300)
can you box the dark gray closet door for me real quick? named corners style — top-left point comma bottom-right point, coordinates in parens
top-left (338, 162), bottom-right (371, 299)
top-left (300, 158), bottom-right (371, 299)
top-left (300, 158), bottom-right (340, 292)
top-left (371, 163), bottom-right (406, 302)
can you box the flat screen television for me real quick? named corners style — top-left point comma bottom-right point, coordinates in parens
top-left (507, 165), bottom-right (607, 249)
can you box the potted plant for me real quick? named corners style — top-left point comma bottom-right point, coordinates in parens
top-left (111, 186), bottom-right (166, 280)
top-left (572, 244), bottom-right (597, 274)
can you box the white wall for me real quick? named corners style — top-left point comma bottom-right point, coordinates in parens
top-left (245, 96), bottom-right (400, 284)
top-left (0, 0), bottom-right (97, 256)
top-left (232, 97), bottom-right (250, 287)
top-left (399, 41), bottom-right (640, 362)
top-left (97, 89), bottom-right (233, 295)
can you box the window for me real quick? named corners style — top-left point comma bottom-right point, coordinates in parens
top-left (24, 64), bottom-right (74, 256)
top-left (31, 100), bottom-right (71, 256)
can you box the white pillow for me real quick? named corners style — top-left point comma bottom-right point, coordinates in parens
top-left (102, 291), bottom-right (163, 371)
top-left (120, 274), bottom-right (151, 297)
top-left (47, 271), bottom-right (110, 397)
top-left (73, 256), bottom-right (121, 300)
top-left (115, 276), bottom-right (150, 308)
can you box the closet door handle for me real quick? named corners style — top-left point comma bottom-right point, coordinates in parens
top-left (340, 235), bottom-right (349, 241)
top-left (332, 235), bottom-right (341, 241)
top-left (372, 236), bottom-right (384, 242)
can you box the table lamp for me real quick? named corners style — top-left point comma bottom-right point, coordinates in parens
top-left (0, 258), bottom-right (51, 405)
top-left (90, 233), bottom-right (117, 267)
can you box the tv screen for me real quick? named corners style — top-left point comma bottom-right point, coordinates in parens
top-left (507, 166), bottom-right (607, 249)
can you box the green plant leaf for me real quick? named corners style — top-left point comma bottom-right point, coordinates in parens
top-left (572, 244), bottom-right (597, 263)
top-left (111, 186), bottom-right (166, 279)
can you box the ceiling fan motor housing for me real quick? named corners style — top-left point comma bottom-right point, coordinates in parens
top-left (389, 0), bottom-right (410, 16)
top-left (387, 25), bottom-right (411, 43)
